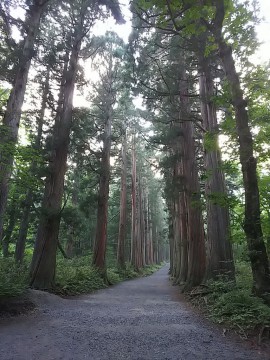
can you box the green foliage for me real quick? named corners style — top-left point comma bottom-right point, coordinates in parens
top-left (55, 256), bottom-right (105, 295)
top-left (0, 259), bottom-right (28, 297)
top-left (55, 256), bottom-right (163, 295)
top-left (107, 268), bottom-right (122, 284)
top-left (201, 262), bottom-right (270, 332)
top-left (203, 131), bottom-right (218, 152)
top-left (118, 263), bottom-right (163, 279)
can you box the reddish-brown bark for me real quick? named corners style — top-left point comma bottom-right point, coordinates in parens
top-left (199, 59), bottom-right (235, 280)
top-left (30, 34), bottom-right (81, 290)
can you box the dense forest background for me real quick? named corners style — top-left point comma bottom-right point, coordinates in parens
top-left (0, 0), bottom-right (270, 334)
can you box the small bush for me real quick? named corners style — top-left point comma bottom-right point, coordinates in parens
top-left (201, 262), bottom-right (270, 333)
top-left (0, 258), bottom-right (28, 298)
top-left (56, 256), bottom-right (105, 295)
top-left (117, 263), bottom-right (163, 280)
top-left (140, 264), bottom-right (163, 276)
top-left (107, 268), bottom-right (122, 284)
top-left (55, 257), bottom-right (163, 295)
top-left (118, 263), bottom-right (140, 279)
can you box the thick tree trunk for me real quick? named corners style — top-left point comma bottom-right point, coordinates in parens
top-left (15, 67), bottom-right (49, 263)
top-left (183, 118), bottom-right (206, 289)
top-left (211, 1), bottom-right (270, 296)
top-left (117, 133), bottom-right (127, 269)
top-left (30, 41), bottom-right (80, 289)
top-left (169, 126), bottom-right (184, 284)
top-left (180, 70), bottom-right (206, 289)
top-left (199, 61), bottom-right (235, 280)
top-left (218, 39), bottom-right (270, 294)
top-left (0, 1), bottom-right (46, 242)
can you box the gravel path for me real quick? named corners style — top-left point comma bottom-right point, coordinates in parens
top-left (0, 265), bottom-right (268, 360)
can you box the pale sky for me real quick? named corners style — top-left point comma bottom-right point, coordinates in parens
top-left (255, 0), bottom-right (270, 63)
top-left (102, 0), bottom-right (270, 64)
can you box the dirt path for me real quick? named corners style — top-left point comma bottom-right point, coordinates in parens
top-left (0, 265), bottom-right (268, 360)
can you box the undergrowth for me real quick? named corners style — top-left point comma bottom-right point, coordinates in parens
top-left (54, 256), bottom-right (162, 295)
top-left (0, 258), bottom-right (28, 297)
top-left (0, 255), bottom-right (162, 299)
top-left (190, 261), bottom-right (270, 338)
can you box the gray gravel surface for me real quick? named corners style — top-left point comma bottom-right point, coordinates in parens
top-left (0, 265), bottom-right (268, 360)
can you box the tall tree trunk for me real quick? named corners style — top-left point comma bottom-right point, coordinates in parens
top-left (137, 175), bottom-right (145, 268)
top-left (117, 132), bottom-right (127, 269)
top-left (148, 203), bottom-right (154, 265)
top-left (92, 115), bottom-right (112, 279)
top-left (30, 39), bottom-right (81, 289)
top-left (183, 118), bottom-right (206, 289)
top-left (179, 189), bottom-right (188, 284)
top-left (180, 70), bottom-right (206, 290)
top-left (66, 167), bottom-right (80, 258)
top-left (0, 1), bottom-right (47, 242)
top-left (92, 65), bottom-right (114, 281)
top-left (172, 199), bottom-right (181, 283)
top-left (144, 189), bottom-right (150, 265)
top-left (199, 59), bottom-right (235, 280)
top-left (131, 136), bottom-right (139, 270)
top-left (15, 67), bottom-right (50, 263)
top-left (212, 0), bottom-right (270, 296)
top-left (167, 200), bottom-right (174, 274)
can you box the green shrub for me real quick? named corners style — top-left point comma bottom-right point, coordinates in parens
top-left (55, 256), bottom-right (163, 295)
top-left (55, 256), bottom-right (105, 295)
top-left (117, 263), bottom-right (163, 280)
top-left (202, 262), bottom-right (270, 332)
top-left (118, 263), bottom-right (140, 279)
top-left (0, 258), bottom-right (28, 297)
top-left (107, 268), bottom-right (122, 284)
top-left (141, 264), bottom-right (163, 276)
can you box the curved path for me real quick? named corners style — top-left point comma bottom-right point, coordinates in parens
top-left (0, 265), bottom-right (268, 360)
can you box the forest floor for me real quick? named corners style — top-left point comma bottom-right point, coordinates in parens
top-left (0, 265), bottom-right (269, 360)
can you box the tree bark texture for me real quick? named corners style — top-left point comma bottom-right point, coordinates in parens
top-left (212, 0), bottom-right (270, 296)
top-left (30, 39), bottom-right (80, 289)
top-left (92, 51), bottom-right (115, 280)
top-left (180, 70), bottom-right (206, 289)
top-left (92, 111), bottom-right (112, 276)
top-left (131, 136), bottom-right (139, 270)
top-left (199, 60), bottom-right (235, 280)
